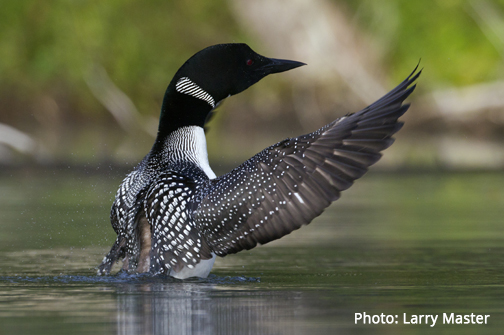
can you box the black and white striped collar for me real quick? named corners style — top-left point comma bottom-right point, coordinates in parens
top-left (175, 77), bottom-right (216, 108)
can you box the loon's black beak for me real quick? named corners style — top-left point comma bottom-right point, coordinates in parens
top-left (259, 58), bottom-right (306, 75)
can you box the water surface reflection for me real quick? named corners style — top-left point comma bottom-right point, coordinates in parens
top-left (114, 280), bottom-right (310, 335)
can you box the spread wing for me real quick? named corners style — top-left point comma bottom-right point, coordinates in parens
top-left (98, 168), bottom-right (150, 275)
top-left (195, 67), bottom-right (420, 256)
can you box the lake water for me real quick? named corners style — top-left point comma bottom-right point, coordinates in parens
top-left (0, 168), bottom-right (503, 334)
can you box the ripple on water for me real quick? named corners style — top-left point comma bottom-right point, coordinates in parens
top-left (0, 272), bottom-right (260, 286)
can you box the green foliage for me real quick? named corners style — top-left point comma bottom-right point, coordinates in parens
top-left (1, 0), bottom-right (503, 163)
top-left (2, 0), bottom-right (503, 121)
top-left (0, 0), bottom-right (243, 119)
top-left (340, 0), bottom-right (504, 86)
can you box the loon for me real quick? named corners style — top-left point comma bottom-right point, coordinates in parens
top-left (98, 43), bottom-right (420, 279)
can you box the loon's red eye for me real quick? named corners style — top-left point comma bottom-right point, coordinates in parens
top-left (246, 59), bottom-right (254, 66)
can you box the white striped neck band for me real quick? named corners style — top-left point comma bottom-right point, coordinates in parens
top-left (175, 77), bottom-right (216, 108)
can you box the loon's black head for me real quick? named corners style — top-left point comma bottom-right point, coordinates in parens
top-left (159, 43), bottom-right (305, 135)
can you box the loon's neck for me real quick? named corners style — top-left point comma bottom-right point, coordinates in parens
top-left (157, 84), bottom-right (214, 136)
top-left (150, 82), bottom-right (217, 179)
top-left (152, 126), bottom-right (216, 180)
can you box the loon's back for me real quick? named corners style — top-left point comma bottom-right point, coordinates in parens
top-left (99, 126), bottom-right (216, 277)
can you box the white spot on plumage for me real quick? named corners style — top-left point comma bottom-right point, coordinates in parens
top-left (294, 192), bottom-right (304, 204)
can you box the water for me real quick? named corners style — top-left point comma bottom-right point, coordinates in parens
top-left (0, 168), bottom-right (503, 334)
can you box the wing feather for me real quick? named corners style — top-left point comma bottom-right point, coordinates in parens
top-left (195, 68), bottom-right (421, 256)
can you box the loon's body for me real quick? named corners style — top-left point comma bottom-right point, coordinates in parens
top-left (98, 43), bottom-right (420, 279)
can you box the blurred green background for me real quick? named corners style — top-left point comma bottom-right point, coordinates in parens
top-left (0, 0), bottom-right (504, 169)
